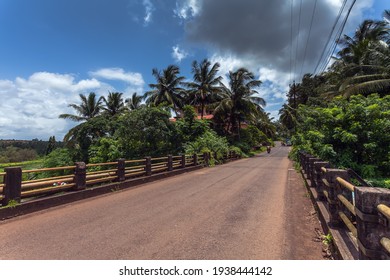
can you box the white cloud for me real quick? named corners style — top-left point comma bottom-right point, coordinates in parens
top-left (143, 0), bottom-right (155, 25)
top-left (89, 68), bottom-right (144, 86)
top-left (172, 45), bottom-right (189, 62)
top-left (174, 0), bottom-right (201, 19)
top-left (0, 71), bottom-right (127, 140)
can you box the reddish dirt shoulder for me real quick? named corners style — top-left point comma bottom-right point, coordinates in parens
top-left (283, 160), bottom-right (332, 260)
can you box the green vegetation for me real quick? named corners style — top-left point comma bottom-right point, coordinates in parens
top-left (279, 10), bottom-right (390, 187)
top-left (51, 61), bottom-right (275, 168)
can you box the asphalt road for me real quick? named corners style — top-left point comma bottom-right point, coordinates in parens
top-left (0, 146), bottom-right (324, 259)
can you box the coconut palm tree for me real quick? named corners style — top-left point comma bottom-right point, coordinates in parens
top-left (215, 68), bottom-right (265, 139)
top-left (186, 59), bottom-right (223, 119)
top-left (125, 92), bottom-right (143, 110)
top-left (59, 92), bottom-right (103, 122)
top-left (144, 65), bottom-right (186, 115)
top-left (324, 17), bottom-right (390, 98)
top-left (279, 103), bottom-right (297, 131)
top-left (102, 92), bottom-right (125, 117)
top-left (337, 19), bottom-right (389, 65)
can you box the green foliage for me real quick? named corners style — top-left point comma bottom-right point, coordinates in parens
top-left (184, 130), bottom-right (229, 162)
top-left (293, 94), bottom-right (390, 178)
top-left (43, 148), bottom-right (74, 176)
top-left (0, 146), bottom-right (38, 163)
top-left (89, 137), bottom-right (121, 163)
top-left (174, 105), bottom-right (210, 144)
top-left (115, 107), bottom-right (175, 158)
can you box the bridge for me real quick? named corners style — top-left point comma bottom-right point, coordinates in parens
top-left (0, 146), bottom-right (389, 259)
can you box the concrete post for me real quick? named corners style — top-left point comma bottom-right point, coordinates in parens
top-left (167, 155), bottom-right (173, 171)
top-left (74, 162), bottom-right (86, 190)
top-left (181, 154), bottom-right (186, 168)
top-left (308, 158), bottom-right (321, 185)
top-left (313, 161), bottom-right (330, 200)
top-left (3, 167), bottom-right (22, 205)
top-left (325, 169), bottom-right (349, 227)
top-left (355, 187), bottom-right (390, 259)
top-left (203, 152), bottom-right (209, 166)
top-left (117, 158), bottom-right (126, 182)
top-left (145, 157), bottom-right (152, 176)
top-left (193, 154), bottom-right (198, 166)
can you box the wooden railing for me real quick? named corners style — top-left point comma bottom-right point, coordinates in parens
top-left (299, 151), bottom-right (390, 260)
top-left (0, 151), bottom-right (240, 209)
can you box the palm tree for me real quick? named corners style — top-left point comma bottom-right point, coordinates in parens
top-left (324, 18), bottom-right (390, 98)
top-left (186, 59), bottom-right (223, 119)
top-left (215, 68), bottom-right (265, 139)
top-left (102, 92), bottom-right (125, 117)
top-left (125, 92), bottom-right (143, 110)
top-left (59, 92), bottom-right (103, 122)
top-left (337, 19), bottom-right (388, 65)
top-left (279, 103), bottom-right (297, 131)
top-left (144, 65), bottom-right (186, 115)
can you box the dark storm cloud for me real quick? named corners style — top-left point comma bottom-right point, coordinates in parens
top-left (185, 0), bottom-right (342, 76)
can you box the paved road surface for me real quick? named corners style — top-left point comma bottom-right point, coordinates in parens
top-left (0, 146), bottom-right (324, 259)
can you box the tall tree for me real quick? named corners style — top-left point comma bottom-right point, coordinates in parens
top-left (59, 92), bottom-right (103, 122)
top-left (102, 92), bottom-right (125, 117)
top-left (125, 92), bottom-right (143, 110)
top-left (215, 68), bottom-right (265, 139)
top-left (186, 59), bottom-right (223, 119)
top-left (144, 65), bottom-right (186, 115)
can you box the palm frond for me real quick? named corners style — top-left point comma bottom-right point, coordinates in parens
top-left (343, 78), bottom-right (390, 98)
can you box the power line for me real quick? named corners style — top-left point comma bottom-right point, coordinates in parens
top-left (289, 0), bottom-right (294, 84)
top-left (319, 0), bottom-right (357, 73)
top-left (300, 0), bottom-right (318, 78)
top-left (313, 0), bottom-right (347, 74)
top-left (293, 0), bottom-right (303, 82)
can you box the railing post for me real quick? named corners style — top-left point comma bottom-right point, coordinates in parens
top-left (325, 169), bottom-right (349, 227)
top-left (313, 161), bottom-right (330, 200)
top-left (117, 158), bottom-right (125, 182)
top-left (203, 152), bottom-right (209, 166)
top-left (355, 187), bottom-right (390, 259)
top-left (145, 157), bottom-right (152, 176)
top-left (193, 154), bottom-right (198, 166)
top-left (181, 154), bottom-right (186, 168)
top-left (167, 155), bottom-right (173, 171)
top-left (73, 162), bottom-right (86, 190)
top-left (308, 157), bottom-right (321, 184)
top-left (3, 167), bottom-right (22, 205)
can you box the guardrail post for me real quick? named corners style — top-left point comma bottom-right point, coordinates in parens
top-left (325, 169), bottom-right (349, 227)
top-left (355, 187), bottom-right (390, 259)
top-left (3, 167), bottom-right (22, 205)
top-left (181, 154), bottom-right (186, 168)
top-left (313, 161), bottom-right (330, 200)
top-left (308, 157), bottom-right (321, 185)
top-left (167, 155), bottom-right (173, 171)
top-left (203, 152), bottom-right (209, 166)
top-left (74, 162), bottom-right (86, 190)
top-left (193, 154), bottom-right (198, 166)
top-left (145, 157), bottom-right (152, 176)
top-left (117, 158), bottom-right (125, 182)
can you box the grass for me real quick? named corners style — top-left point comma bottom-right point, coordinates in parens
top-left (0, 158), bottom-right (44, 171)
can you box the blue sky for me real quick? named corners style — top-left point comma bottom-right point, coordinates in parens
top-left (0, 0), bottom-right (388, 140)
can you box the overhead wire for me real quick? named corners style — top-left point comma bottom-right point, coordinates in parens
top-left (299, 0), bottom-right (318, 78)
top-left (313, 0), bottom-right (348, 74)
top-left (318, 0), bottom-right (357, 73)
top-left (293, 0), bottom-right (303, 82)
top-left (289, 0), bottom-right (294, 84)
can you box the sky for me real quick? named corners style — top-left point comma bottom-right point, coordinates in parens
top-left (0, 0), bottom-right (388, 140)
